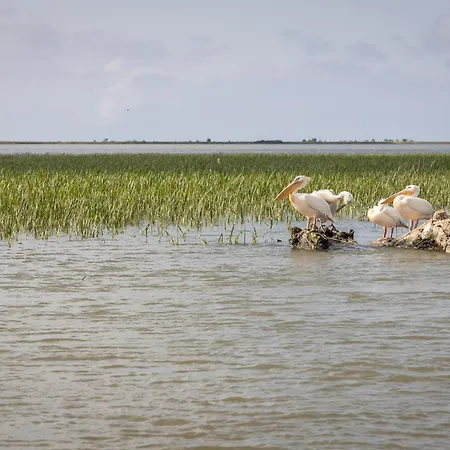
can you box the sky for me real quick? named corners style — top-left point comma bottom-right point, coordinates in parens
top-left (1, 0), bottom-right (450, 141)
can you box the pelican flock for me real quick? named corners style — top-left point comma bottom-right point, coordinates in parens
top-left (368, 201), bottom-right (407, 239)
top-left (370, 184), bottom-right (434, 238)
top-left (275, 176), bottom-right (435, 240)
top-left (380, 185), bottom-right (434, 231)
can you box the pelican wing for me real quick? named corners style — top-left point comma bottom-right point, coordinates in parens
top-left (311, 189), bottom-right (339, 216)
top-left (382, 206), bottom-right (408, 227)
top-left (311, 189), bottom-right (337, 203)
top-left (304, 194), bottom-right (334, 221)
top-left (403, 196), bottom-right (434, 219)
top-left (368, 205), bottom-right (391, 227)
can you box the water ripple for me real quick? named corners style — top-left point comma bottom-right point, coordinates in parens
top-left (1, 222), bottom-right (449, 449)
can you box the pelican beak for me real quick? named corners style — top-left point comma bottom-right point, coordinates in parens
top-left (275, 180), bottom-right (302, 200)
top-left (380, 188), bottom-right (412, 205)
top-left (335, 203), bottom-right (348, 213)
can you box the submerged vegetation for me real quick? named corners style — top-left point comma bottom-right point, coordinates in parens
top-left (0, 153), bottom-right (449, 242)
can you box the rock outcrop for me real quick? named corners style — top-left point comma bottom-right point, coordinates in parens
top-left (290, 226), bottom-right (355, 251)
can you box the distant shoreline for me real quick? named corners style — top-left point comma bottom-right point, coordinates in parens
top-left (1, 140), bottom-right (450, 145)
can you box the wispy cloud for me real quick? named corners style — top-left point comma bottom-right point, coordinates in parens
top-left (422, 13), bottom-right (450, 54)
top-left (99, 59), bottom-right (173, 120)
top-left (104, 57), bottom-right (125, 74)
top-left (346, 41), bottom-right (387, 62)
top-left (281, 30), bottom-right (332, 56)
top-left (2, 1), bottom-right (450, 141)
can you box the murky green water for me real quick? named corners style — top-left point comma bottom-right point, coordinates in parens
top-left (1, 220), bottom-right (449, 449)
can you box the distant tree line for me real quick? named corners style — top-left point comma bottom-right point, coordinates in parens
top-left (1, 138), bottom-right (419, 145)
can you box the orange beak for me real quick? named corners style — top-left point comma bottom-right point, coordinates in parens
top-left (380, 188), bottom-right (413, 205)
top-left (275, 180), bottom-right (303, 200)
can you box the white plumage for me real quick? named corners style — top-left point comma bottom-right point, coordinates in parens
top-left (275, 175), bottom-right (334, 229)
top-left (368, 201), bottom-right (408, 239)
top-left (311, 189), bottom-right (354, 216)
top-left (381, 185), bottom-right (434, 231)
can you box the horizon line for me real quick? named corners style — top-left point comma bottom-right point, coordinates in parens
top-left (1, 139), bottom-right (450, 145)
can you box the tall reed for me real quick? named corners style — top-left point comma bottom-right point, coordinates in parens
top-left (0, 153), bottom-right (448, 242)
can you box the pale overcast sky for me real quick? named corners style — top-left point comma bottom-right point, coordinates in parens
top-left (1, 0), bottom-right (450, 141)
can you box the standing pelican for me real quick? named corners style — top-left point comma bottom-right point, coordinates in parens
top-left (380, 185), bottom-right (433, 231)
top-left (311, 189), bottom-right (354, 216)
top-left (368, 200), bottom-right (408, 239)
top-left (275, 175), bottom-right (334, 229)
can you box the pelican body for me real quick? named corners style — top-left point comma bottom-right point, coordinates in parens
top-left (275, 175), bottom-right (334, 229)
top-left (368, 201), bottom-right (407, 239)
top-left (381, 185), bottom-right (433, 231)
top-left (311, 189), bottom-right (354, 216)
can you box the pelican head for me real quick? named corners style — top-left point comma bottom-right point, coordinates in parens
top-left (333, 191), bottom-right (354, 214)
top-left (275, 175), bottom-right (310, 200)
top-left (339, 191), bottom-right (354, 205)
top-left (381, 185), bottom-right (421, 205)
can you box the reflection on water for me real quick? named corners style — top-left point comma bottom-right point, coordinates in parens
top-left (1, 221), bottom-right (449, 449)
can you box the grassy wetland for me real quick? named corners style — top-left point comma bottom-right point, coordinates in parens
top-left (0, 153), bottom-right (449, 243)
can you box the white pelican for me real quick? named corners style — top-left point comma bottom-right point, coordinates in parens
top-left (275, 175), bottom-right (334, 229)
top-left (380, 185), bottom-right (433, 231)
top-left (368, 200), bottom-right (408, 239)
top-left (311, 189), bottom-right (354, 216)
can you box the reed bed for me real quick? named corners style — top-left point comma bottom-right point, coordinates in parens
top-left (0, 153), bottom-right (449, 242)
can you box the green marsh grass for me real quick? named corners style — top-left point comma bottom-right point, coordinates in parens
top-left (0, 153), bottom-right (449, 243)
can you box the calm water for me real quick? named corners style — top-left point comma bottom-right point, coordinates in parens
top-left (1, 142), bottom-right (450, 154)
top-left (1, 219), bottom-right (449, 449)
